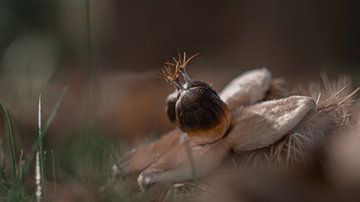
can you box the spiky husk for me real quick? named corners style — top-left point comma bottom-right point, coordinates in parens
top-left (191, 76), bottom-right (359, 202)
top-left (234, 75), bottom-right (357, 167)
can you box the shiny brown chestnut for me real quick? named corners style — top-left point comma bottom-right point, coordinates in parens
top-left (163, 53), bottom-right (219, 124)
top-left (164, 78), bottom-right (217, 125)
top-left (160, 53), bottom-right (232, 144)
top-left (165, 90), bottom-right (180, 124)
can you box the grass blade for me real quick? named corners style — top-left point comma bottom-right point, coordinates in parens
top-left (0, 101), bottom-right (17, 180)
top-left (51, 150), bottom-right (56, 191)
top-left (37, 95), bottom-right (45, 199)
top-left (35, 152), bottom-right (42, 202)
top-left (0, 139), bottom-right (5, 181)
top-left (17, 149), bottom-right (24, 182)
top-left (17, 86), bottom-right (68, 183)
top-left (43, 86), bottom-right (69, 135)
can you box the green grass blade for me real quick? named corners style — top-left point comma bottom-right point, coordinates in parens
top-left (17, 149), bottom-right (24, 182)
top-left (0, 139), bottom-right (5, 180)
top-left (17, 86), bottom-right (68, 183)
top-left (43, 86), bottom-right (69, 135)
top-left (0, 101), bottom-right (17, 180)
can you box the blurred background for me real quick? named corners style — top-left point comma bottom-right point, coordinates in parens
top-left (0, 0), bottom-right (360, 200)
top-left (0, 0), bottom-right (359, 147)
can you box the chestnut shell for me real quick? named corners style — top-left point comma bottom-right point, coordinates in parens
top-left (175, 86), bottom-right (228, 133)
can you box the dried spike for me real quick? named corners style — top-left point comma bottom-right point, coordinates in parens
top-left (159, 60), bottom-right (182, 89)
top-left (172, 57), bottom-right (178, 64)
top-left (183, 51), bottom-right (186, 65)
top-left (337, 87), bottom-right (360, 106)
top-left (181, 52), bottom-right (199, 68)
top-left (158, 66), bottom-right (170, 81)
top-left (173, 52), bottom-right (200, 83)
top-left (178, 51), bottom-right (182, 64)
top-left (164, 62), bottom-right (177, 67)
top-left (160, 51), bottom-right (200, 85)
top-left (167, 52), bottom-right (199, 72)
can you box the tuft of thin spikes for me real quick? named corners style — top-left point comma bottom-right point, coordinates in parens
top-left (158, 61), bottom-right (181, 83)
top-left (159, 51), bottom-right (199, 89)
top-left (171, 52), bottom-right (199, 70)
top-left (165, 51), bottom-right (199, 76)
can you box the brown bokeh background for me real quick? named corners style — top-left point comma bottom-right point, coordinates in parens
top-left (0, 0), bottom-right (359, 146)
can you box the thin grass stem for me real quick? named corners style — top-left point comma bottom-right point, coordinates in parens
top-left (0, 101), bottom-right (17, 180)
top-left (35, 152), bottom-right (41, 202)
top-left (38, 95), bottom-right (46, 198)
top-left (51, 150), bottom-right (56, 191)
top-left (16, 86), bottom-right (68, 185)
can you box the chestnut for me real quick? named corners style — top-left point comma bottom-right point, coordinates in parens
top-left (160, 53), bottom-right (232, 144)
top-left (165, 90), bottom-right (180, 124)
